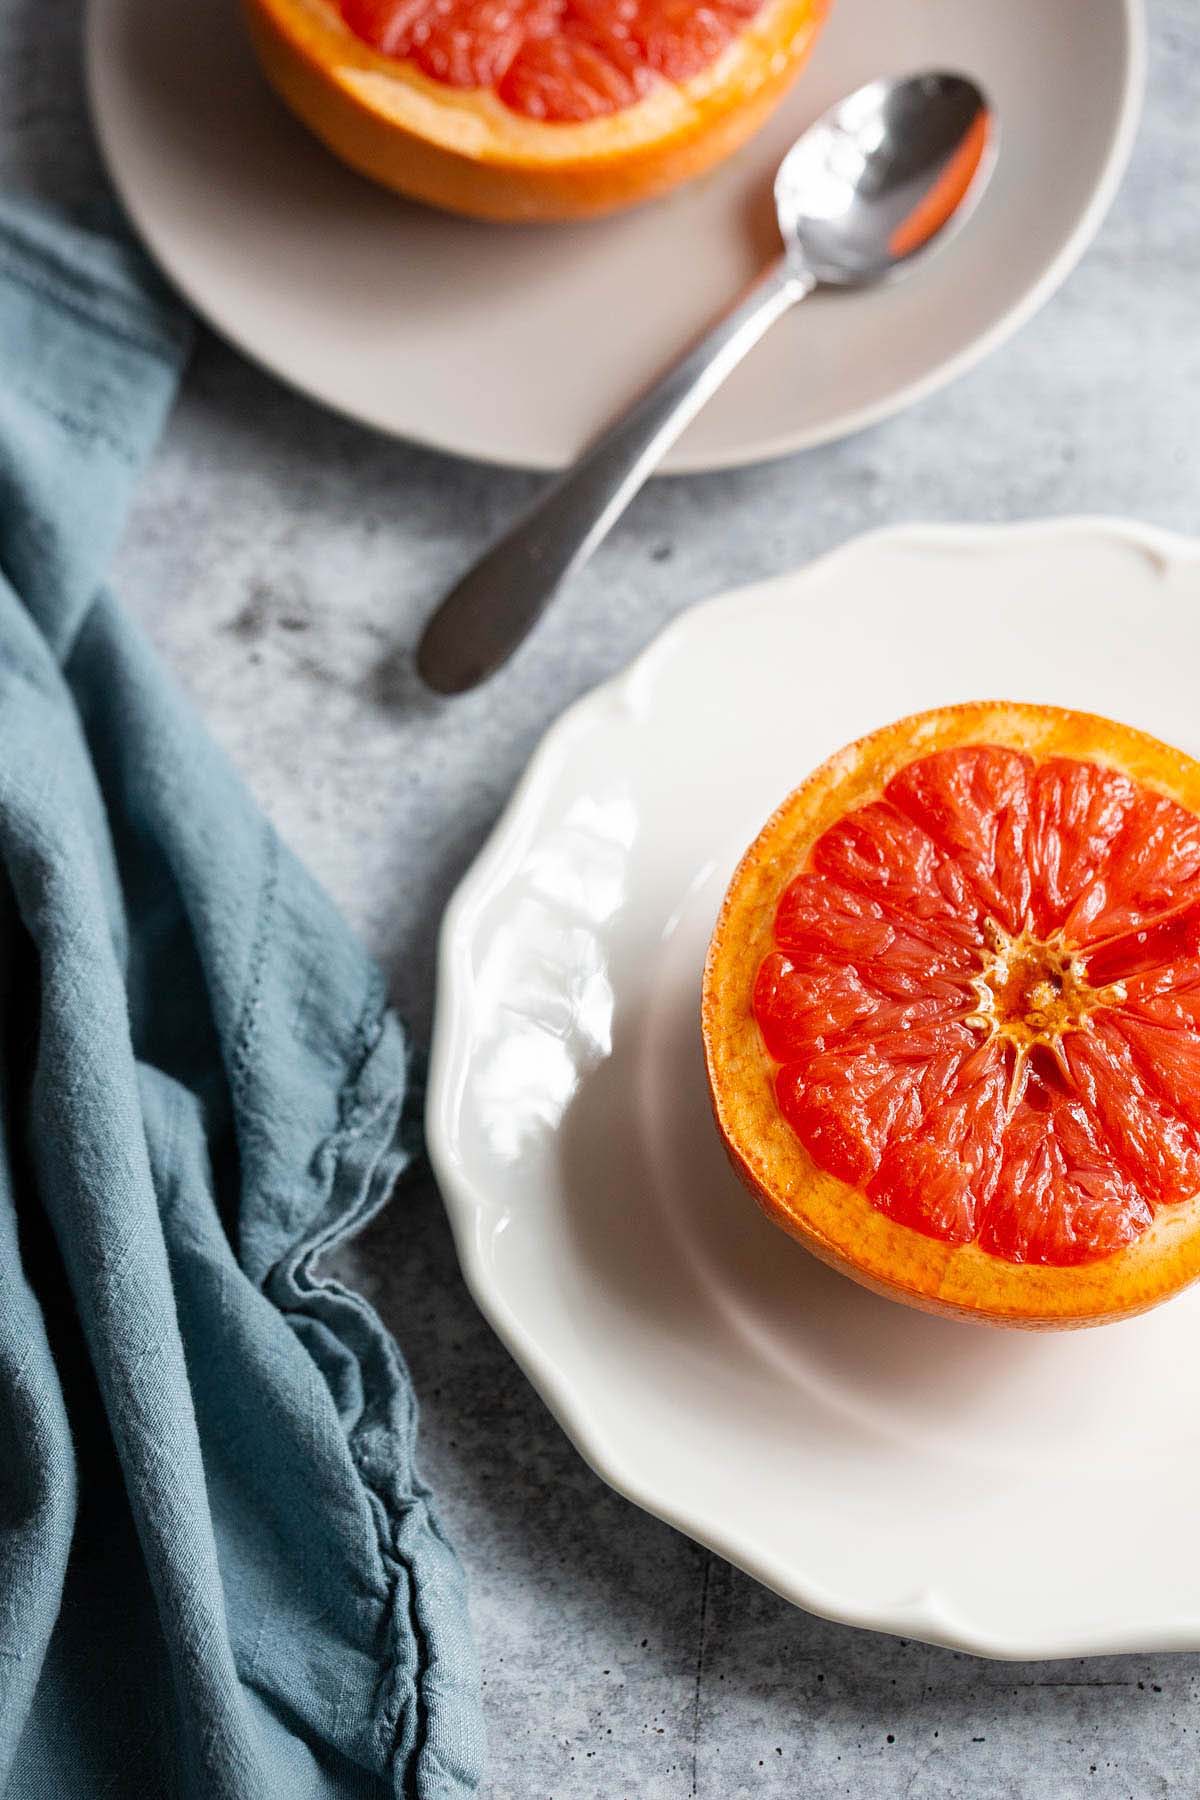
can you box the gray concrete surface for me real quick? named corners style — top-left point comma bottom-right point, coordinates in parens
top-left (6, 0), bottom-right (1200, 1793)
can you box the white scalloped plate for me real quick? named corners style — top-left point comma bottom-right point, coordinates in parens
top-left (428, 519), bottom-right (1200, 1659)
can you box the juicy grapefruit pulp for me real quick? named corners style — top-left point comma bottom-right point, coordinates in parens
top-left (703, 704), bottom-right (1200, 1328)
top-left (339, 0), bottom-right (773, 123)
top-left (243, 0), bottom-right (828, 218)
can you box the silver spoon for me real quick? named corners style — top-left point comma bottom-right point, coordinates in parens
top-left (418, 71), bottom-right (994, 696)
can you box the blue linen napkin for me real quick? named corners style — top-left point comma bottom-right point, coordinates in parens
top-left (0, 196), bottom-right (483, 1799)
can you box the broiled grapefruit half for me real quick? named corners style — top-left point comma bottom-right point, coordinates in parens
top-left (243, 0), bottom-right (830, 220)
top-left (703, 702), bottom-right (1200, 1329)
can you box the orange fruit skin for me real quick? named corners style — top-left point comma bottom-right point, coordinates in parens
top-left (243, 0), bottom-right (830, 222)
top-left (702, 702), bottom-right (1200, 1331)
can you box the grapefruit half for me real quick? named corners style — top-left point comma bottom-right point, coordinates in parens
top-left (243, 0), bottom-right (830, 220)
top-left (703, 702), bottom-right (1200, 1328)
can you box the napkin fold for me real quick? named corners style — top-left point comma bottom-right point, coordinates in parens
top-left (0, 197), bottom-right (482, 1799)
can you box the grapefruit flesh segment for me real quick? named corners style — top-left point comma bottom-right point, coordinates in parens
top-left (338, 0), bottom-right (770, 119)
top-left (497, 30), bottom-right (650, 123)
top-left (753, 743), bottom-right (1200, 1268)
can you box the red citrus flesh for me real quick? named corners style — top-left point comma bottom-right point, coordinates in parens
top-left (339, 0), bottom-right (769, 120)
top-left (752, 743), bottom-right (1200, 1268)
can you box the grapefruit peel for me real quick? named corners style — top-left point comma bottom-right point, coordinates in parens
top-left (243, 0), bottom-right (830, 219)
top-left (703, 702), bottom-right (1200, 1329)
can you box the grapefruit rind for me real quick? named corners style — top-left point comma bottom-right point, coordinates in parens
top-left (702, 701), bottom-right (1200, 1329)
top-left (243, 0), bottom-right (829, 219)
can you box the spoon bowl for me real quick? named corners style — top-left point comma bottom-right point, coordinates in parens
top-left (777, 72), bottom-right (992, 285)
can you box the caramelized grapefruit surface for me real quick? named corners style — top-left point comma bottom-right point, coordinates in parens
top-left (703, 703), bottom-right (1200, 1327)
top-left (340, 0), bottom-right (773, 123)
top-left (244, 0), bottom-right (828, 218)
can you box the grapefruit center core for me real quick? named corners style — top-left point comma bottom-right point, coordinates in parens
top-left (970, 925), bottom-right (1126, 1070)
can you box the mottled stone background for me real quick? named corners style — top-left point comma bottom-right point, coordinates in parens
top-left (6, 0), bottom-right (1199, 1792)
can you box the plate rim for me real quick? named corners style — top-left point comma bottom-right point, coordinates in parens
top-left (85, 0), bottom-right (1146, 475)
top-left (428, 515), bottom-right (1200, 1661)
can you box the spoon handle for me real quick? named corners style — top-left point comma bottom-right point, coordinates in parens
top-left (417, 257), bottom-right (815, 694)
